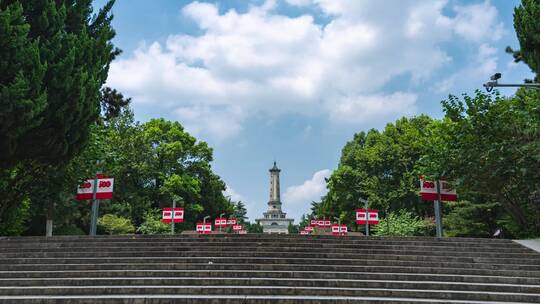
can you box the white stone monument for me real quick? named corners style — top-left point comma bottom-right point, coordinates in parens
top-left (256, 162), bottom-right (294, 234)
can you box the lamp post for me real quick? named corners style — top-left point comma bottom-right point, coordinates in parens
top-left (484, 73), bottom-right (540, 92)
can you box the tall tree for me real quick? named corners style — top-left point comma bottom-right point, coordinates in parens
top-left (506, 0), bottom-right (540, 80)
top-left (0, 0), bottom-right (119, 168)
top-left (321, 116), bottom-right (435, 228)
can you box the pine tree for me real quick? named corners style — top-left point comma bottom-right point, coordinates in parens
top-left (507, 0), bottom-right (540, 80)
top-left (0, 0), bottom-right (119, 168)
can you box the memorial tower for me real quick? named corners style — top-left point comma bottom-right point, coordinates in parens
top-left (256, 162), bottom-right (294, 234)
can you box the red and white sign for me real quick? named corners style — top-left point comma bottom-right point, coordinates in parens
top-left (162, 208), bottom-right (184, 223)
top-left (238, 230), bottom-right (247, 234)
top-left (227, 218), bottom-right (237, 226)
top-left (232, 225), bottom-right (243, 231)
top-left (356, 209), bottom-right (379, 225)
top-left (304, 226), bottom-right (314, 232)
top-left (310, 219), bottom-right (317, 225)
top-left (196, 223), bottom-right (212, 234)
top-left (76, 177), bottom-right (114, 200)
top-left (300, 230), bottom-right (310, 235)
top-left (315, 220), bottom-right (331, 227)
top-left (420, 179), bottom-right (458, 201)
top-left (331, 224), bottom-right (348, 235)
top-left (214, 218), bottom-right (227, 227)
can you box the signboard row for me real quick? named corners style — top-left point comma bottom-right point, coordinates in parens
top-left (76, 176), bottom-right (114, 200)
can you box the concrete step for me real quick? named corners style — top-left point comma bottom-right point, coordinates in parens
top-left (0, 236), bottom-right (520, 248)
top-left (2, 269), bottom-right (539, 285)
top-left (1, 252), bottom-right (538, 267)
top-left (2, 262), bottom-right (539, 278)
top-left (1, 276), bottom-right (539, 294)
top-left (1, 256), bottom-right (538, 272)
top-left (1, 235), bottom-right (537, 303)
top-left (2, 246), bottom-right (536, 259)
top-left (0, 285), bottom-right (538, 302)
top-left (0, 294), bottom-right (536, 304)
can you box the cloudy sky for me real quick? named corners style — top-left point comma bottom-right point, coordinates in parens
top-left (97, 0), bottom-right (532, 222)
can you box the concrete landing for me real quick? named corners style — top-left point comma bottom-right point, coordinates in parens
top-left (515, 239), bottom-right (540, 253)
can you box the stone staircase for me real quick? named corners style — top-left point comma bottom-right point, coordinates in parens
top-left (0, 234), bottom-right (539, 303)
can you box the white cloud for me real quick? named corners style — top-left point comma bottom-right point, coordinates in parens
top-left (328, 93), bottom-right (418, 125)
top-left (108, 0), bottom-right (505, 140)
top-left (451, 1), bottom-right (504, 42)
top-left (224, 185), bottom-right (244, 202)
top-left (284, 169), bottom-right (331, 206)
top-left (434, 43), bottom-right (498, 93)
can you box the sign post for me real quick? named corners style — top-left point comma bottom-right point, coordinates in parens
top-left (359, 198), bottom-right (369, 236)
top-left (434, 180), bottom-right (443, 238)
top-left (89, 173), bottom-right (100, 236)
top-left (171, 200), bottom-right (176, 235)
top-left (356, 208), bottom-right (379, 235)
top-left (420, 179), bottom-right (457, 239)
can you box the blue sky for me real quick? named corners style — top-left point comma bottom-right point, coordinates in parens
top-left (96, 0), bottom-right (533, 222)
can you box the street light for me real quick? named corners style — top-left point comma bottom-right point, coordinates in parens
top-left (484, 73), bottom-right (540, 92)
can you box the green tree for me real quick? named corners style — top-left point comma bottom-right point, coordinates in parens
top-left (98, 214), bottom-right (135, 235)
top-left (373, 210), bottom-right (430, 237)
top-left (321, 116), bottom-right (436, 227)
top-left (440, 90), bottom-right (540, 237)
top-left (444, 200), bottom-right (501, 238)
top-left (232, 201), bottom-right (248, 224)
top-left (137, 209), bottom-right (170, 235)
top-left (0, 0), bottom-right (119, 168)
top-left (507, 0), bottom-right (540, 80)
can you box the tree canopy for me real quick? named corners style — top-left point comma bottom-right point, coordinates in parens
top-left (0, 0), bottom-right (119, 168)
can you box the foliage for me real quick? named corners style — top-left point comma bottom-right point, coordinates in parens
top-left (232, 201), bottom-right (248, 224)
top-left (137, 209), bottom-right (170, 235)
top-left (98, 214), bottom-right (135, 235)
top-left (247, 222), bottom-right (263, 233)
top-left (55, 226), bottom-right (86, 236)
top-left (320, 116), bottom-right (435, 226)
top-left (0, 0), bottom-right (119, 169)
top-left (0, 198), bottom-right (30, 236)
top-left (441, 90), bottom-right (540, 236)
top-left (373, 210), bottom-right (430, 237)
top-left (288, 223), bottom-right (299, 234)
top-left (444, 200), bottom-right (501, 238)
top-left (507, 0), bottom-right (540, 80)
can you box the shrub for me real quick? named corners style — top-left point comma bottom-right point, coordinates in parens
top-left (98, 214), bottom-right (135, 235)
top-left (137, 209), bottom-right (170, 235)
top-left (55, 226), bottom-right (86, 236)
top-left (373, 210), bottom-right (428, 236)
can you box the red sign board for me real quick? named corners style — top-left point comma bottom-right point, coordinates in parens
top-left (314, 220), bottom-right (331, 227)
top-left (356, 209), bottom-right (379, 225)
top-left (214, 218), bottom-right (227, 227)
top-left (420, 179), bottom-right (458, 201)
top-left (162, 208), bottom-right (184, 223)
top-left (227, 218), bottom-right (237, 226)
top-left (76, 177), bottom-right (114, 200)
top-left (232, 224), bottom-right (243, 231)
top-left (238, 230), bottom-right (247, 235)
top-left (331, 224), bottom-right (348, 235)
top-left (196, 223), bottom-right (212, 234)
top-left (300, 230), bottom-right (310, 235)
top-left (304, 226), bottom-right (314, 232)
top-left (310, 219), bottom-right (317, 225)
